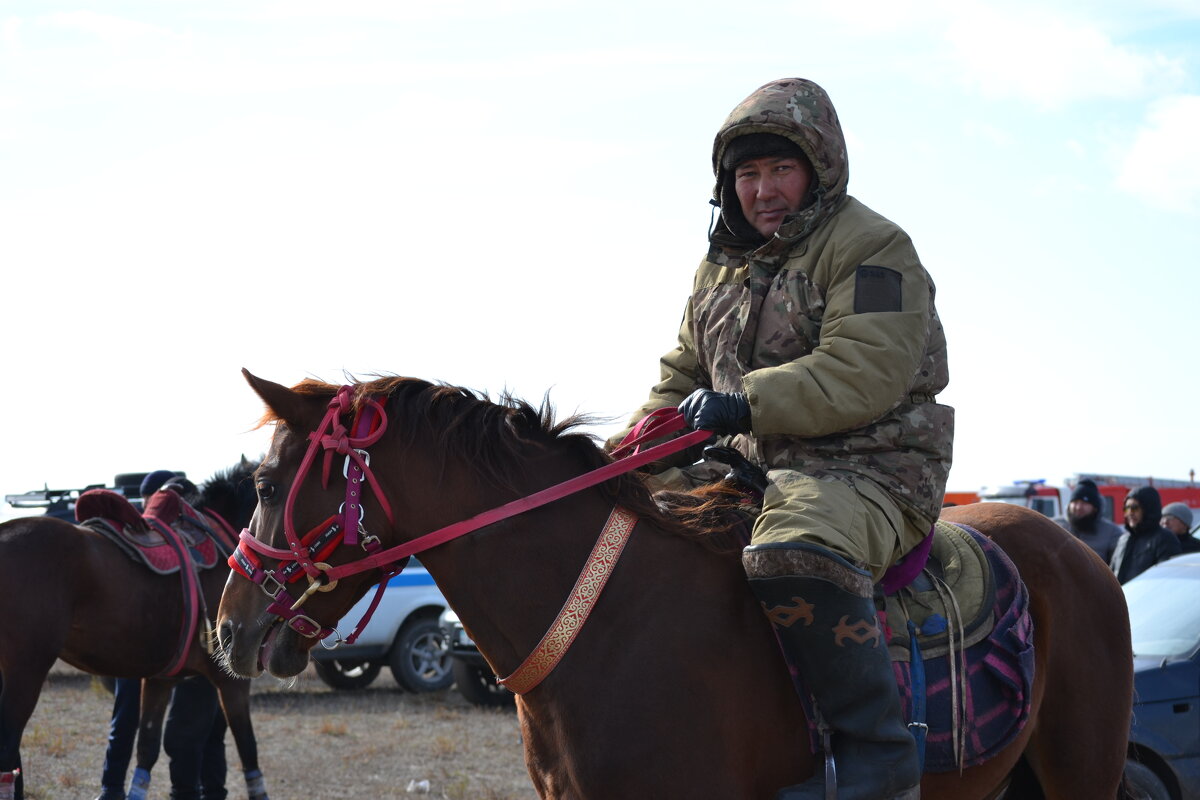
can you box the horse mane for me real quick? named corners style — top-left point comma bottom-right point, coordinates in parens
top-left (276, 376), bottom-right (743, 552)
top-left (198, 457), bottom-right (261, 524)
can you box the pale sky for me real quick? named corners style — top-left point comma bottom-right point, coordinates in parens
top-left (3, 0), bottom-right (1199, 521)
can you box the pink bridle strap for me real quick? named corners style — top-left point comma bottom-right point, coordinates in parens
top-left (607, 406), bottom-right (689, 459)
top-left (318, 422), bottom-right (712, 583)
top-left (281, 387), bottom-right (394, 579)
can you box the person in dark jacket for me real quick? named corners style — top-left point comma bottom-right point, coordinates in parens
top-left (1161, 501), bottom-right (1200, 553)
top-left (1052, 479), bottom-right (1122, 562)
top-left (95, 471), bottom-right (228, 800)
top-left (1111, 486), bottom-right (1182, 583)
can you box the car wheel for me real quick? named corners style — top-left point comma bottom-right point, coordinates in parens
top-left (452, 659), bottom-right (514, 707)
top-left (313, 658), bottom-right (383, 690)
top-left (1125, 759), bottom-right (1171, 800)
top-left (388, 616), bottom-right (454, 692)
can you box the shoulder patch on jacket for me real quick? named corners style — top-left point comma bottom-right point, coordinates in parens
top-left (854, 265), bottom-right (902, 313)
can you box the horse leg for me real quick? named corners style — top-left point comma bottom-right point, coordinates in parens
top-left (0, 654), bottom-right (58, 800)
top-left (128, 678), bottom-right (173, 800)
top-left (214, 679), bottom-right (268, 799)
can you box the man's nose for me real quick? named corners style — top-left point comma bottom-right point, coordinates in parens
top-left (754, 176), bottom-right (779, 199)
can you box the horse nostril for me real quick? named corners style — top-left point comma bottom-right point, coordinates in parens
top-left (217, 619), bottom-right (235, 651)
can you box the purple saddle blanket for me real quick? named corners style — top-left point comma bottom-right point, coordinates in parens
top-left (890, 523), bottom-right (1035, 771)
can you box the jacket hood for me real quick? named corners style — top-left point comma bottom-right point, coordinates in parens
top-left (1126, 486), bottom-right (1163, 535)
top-left (710, 78), bottom-right (849, 251)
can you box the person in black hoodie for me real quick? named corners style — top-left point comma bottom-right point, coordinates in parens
top-left (1052, 478), bottom-right (1123, 562)
top-left (1110, 486), bottom-right (1182, 583)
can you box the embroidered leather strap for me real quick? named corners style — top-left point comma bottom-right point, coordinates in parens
top-left (498, 506), bottom-right (638, 694)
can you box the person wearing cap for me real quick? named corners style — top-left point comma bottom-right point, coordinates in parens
top-left (1160, 501), bottom-right (1200, 553)
top-left (1111, 486), bottom-right (1183, 583)
top-left (95, 471), bottom-right (229, 800)
top-left (609, 78), bottom-right (950, 800)
top-left (1052, 479), bottom-right (1123, 562)
top-left (96, 470), bottom-right (179, 800)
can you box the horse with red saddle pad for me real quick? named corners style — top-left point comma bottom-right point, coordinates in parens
top-left (0, 460), bottom-right (269, 800)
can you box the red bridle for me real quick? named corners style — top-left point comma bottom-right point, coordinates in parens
top-left (230, 389), bottom-right (710, 652)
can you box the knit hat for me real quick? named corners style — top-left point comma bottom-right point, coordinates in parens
top-left (1162, 502), bottom-right (1193, 529)
top-left (140, 469), bottom-right (177, 499)
top-left (720, 133), bottom-right (807, 170)
top-left (1069, 479), bottom-right (1102, 509)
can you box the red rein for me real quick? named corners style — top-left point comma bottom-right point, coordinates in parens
top-left (229, 394), bottom-right (709, 661)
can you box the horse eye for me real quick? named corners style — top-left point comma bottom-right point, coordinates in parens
top-left (256, 482), bottom-right (276, 502)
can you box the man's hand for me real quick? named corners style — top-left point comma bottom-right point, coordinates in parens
top-left (678, 389), bottom-right (751, 435)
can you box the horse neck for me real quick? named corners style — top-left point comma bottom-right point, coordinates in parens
top-left (417, 483), bottom-right (619, 681)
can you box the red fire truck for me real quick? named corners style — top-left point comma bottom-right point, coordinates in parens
top-left (945, 472), bottom-right (1200, 525)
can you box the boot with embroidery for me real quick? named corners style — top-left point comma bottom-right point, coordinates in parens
top-left (744, 542), bottom-right (920, 800)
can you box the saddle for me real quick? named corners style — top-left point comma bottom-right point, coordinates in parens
top-left (76, 488), bottom-right (222, 574)
top-left (881, 519), bottom-right (996, 661)
top-left (881, 522), bottom-right (1035, 772)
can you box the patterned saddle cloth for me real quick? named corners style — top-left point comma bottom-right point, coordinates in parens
top-left (883, 521), bottom-right (1035, 771)
top-left (76, 488), bottom-right (222, 574)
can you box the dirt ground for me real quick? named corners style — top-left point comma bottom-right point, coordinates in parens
top-left (18, 661), bottom-right (538, 800)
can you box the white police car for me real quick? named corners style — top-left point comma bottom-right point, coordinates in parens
top-left (310, 559), bottom-right (453, 692)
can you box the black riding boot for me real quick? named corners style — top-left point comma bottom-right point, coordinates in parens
top-left (744, 542), bottom-right (920, 800)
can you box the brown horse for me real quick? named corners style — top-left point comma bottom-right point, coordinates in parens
top-left (0, 460), bottom-right (266, 800)
top-left (217, 371), bottom-right (1133, 799)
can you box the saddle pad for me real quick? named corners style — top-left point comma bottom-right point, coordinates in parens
top-left (80, 516), bottom-right (184, 575)
top-left (76, 488), bottom-right (219, 573)
top-left (144, 489), bottom-right (220, 569)
top-left (891, 523), bottom-right (1036, 771)
top-left (883, 519), bottom-right (996, 661)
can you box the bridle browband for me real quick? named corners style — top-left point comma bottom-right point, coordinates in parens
top-left (230, 387), bottom-right (710, 686)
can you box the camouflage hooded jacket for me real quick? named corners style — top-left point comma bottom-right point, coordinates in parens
top-left (623, 78), bottom-right (953, 525)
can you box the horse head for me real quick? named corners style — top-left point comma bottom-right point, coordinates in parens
top-left (216, 368), bottom-right (673, 682)
top-left (216, 370), bottom-right (433, 680)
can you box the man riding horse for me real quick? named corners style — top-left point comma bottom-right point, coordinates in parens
top-left (611, 77), bottom-right (953, 800)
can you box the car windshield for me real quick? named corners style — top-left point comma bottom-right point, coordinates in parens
top-left (1124, 568), bottom-right (1200, 658)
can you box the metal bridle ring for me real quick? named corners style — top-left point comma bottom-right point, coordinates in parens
top-left (318, 628), bottom-right (345, 650)
top-left (310, 561), bottom-right (339, 592)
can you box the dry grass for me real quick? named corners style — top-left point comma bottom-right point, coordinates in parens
top-left (20, 662), bottom-right (536, 800)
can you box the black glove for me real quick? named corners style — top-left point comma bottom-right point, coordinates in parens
top-left (678, 389), bottom-right (751, 435)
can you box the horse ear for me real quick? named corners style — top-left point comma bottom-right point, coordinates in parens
top-left (242, 368), bottom-right (311, 429)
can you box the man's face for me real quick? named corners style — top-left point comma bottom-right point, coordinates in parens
top-left (1124, 499), bottom-right (1144, 528)
top-left (1162, 515), bottom-right (1189, 536)
top-left (734, 156), bottom-right (813, 238)
top-left (1068, 500), bottom-right (1095, 523)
